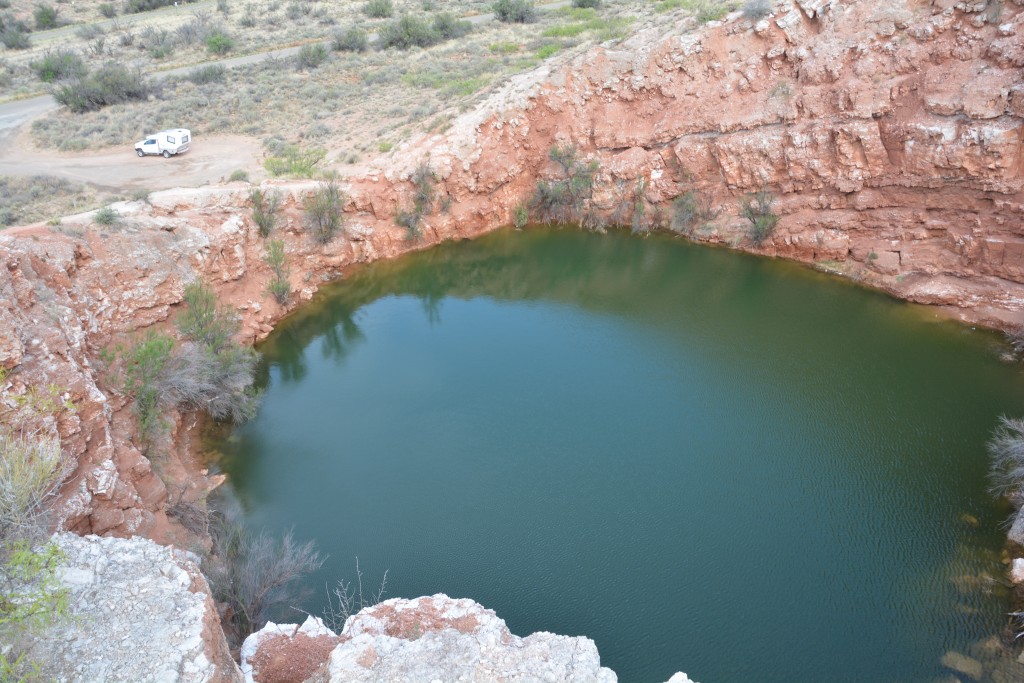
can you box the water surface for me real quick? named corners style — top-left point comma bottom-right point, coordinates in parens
top-left (212, 228), bottom-right (1024, 683)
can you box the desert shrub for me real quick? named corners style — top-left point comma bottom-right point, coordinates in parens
top-left (160, 342), bottom-right (261, 423)
top-left (323, 559), bottom-right (388, 631)
top-left (377, 14), bottom-right (438, 49)
top-left (742, 0), bottom-right (772, 19)
top-left (989, 416), bottom-right (1024, 498)
top-left (33, 4), bottom-right (59, 30)
top-left (263, 142), bottom-right (324, 177)
top-left (93, 206), bottom-right (119, 225)
top-left (250, 187), bottom-right (280, 237)
top-left (122, 331), bottom-right (176, 443)
top-left (304, 180), bottom-right (345, 244)
top-left (205, 30), bottom-right (233, 54)
top-left (493, 0), bottom-right (536, 23)
top-left (739, 190), bottom-right (779, 245)
top-left (178, 280), bottom-right (238, 351)
top-left (229, 169), bottom-right (249, 182)
top-left (362, 0), bottom-right (392, 18)
top-left (332, 26), bottom-right (367, 52)
top-left (204, 511), bottom-right (323, 644)
top-left (187, 63), bottom-right (225, 84)
top-left (0, 26), bottom-right (30, 50)
top-left (99, 2), bottom-right (117, 17)
top-left (0, 429), bottom-right (64, 544)
top-left (263, 240), bottom-right (290, 304)
top-left (296, 42), bottom-right (328, 69)
top-left (670, 189), bottom-right (717, 235)
top-left (530, 145), bottom-right (598, 226)
top-left (395, 162), bottom-right (435, 240)
top-left (572, 0), bottom-right (600, 7)
top-left (513, 204), bottom-right (528, 229)
top-left (122, 0), bottom-right (184, 13)
top-left (53, 64), bottom-right (150, 113)
top-left (432, 12), bottom-right (471, 39)
top-left (30, 50), bottom-right (86, 83)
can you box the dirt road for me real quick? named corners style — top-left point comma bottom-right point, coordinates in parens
top-left (0, 133), bottom-right (264, 192)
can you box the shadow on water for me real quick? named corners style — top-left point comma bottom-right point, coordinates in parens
top-left (210, 227), bottom-right (1024, 683)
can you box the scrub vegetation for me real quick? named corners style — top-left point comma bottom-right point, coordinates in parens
top-left (530, 145), bottom-right (599, 227)
top-left (112, 281), bottom-right (261, 449)
top-left (739, 190), bottom-right (779, 245)
top-left (0, 373), bottom-right (74, 678)
top-left (395, 161), bottom-right (436, 240)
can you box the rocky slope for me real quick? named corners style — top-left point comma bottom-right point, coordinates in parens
top-left (16, 533), bottom-right (241, 683)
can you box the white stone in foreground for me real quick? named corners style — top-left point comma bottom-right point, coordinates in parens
top-left (19, 533), bottom-right (241, 683)
top-left (314, 594), bottom-right (618, 683)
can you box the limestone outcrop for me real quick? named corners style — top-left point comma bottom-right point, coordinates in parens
top-left (240, 594), bottom-right (697, 683)
top-left (16, 533), bottom-right (241, 683)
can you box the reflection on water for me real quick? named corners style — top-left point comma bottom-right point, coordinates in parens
top-left (209, 227), bottom-right (1024, 683)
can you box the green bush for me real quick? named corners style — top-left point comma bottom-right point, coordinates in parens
top-left (53, 64), bottom-right (150, 113)
top-left (512, 204), bottom-right (528, 229)
top-left (122, 0), bottom-right (183, 13)
top-left (377, 14), bottom-right (439, 49)
top-left (99, 2), bottom-right (117, 17)
top-left (264, 239), bottom-right (290, 304)
top-left (0, 428), bottom-right (64, 543)
top-left (187, 64), bottom-right (225, 84)
top-left (30, 50), bottom-right (86, 83)
top-left (739, 190), bottom-right (779, 245)
top-left (178, 280), bottom-right (238, 351)
top-left (205, 31), bottom-right (233, 54)
top-left (363, 0), bottom-right (393, 18)
top-left (1, 26), bottom-right (30, 50)
top-left (304, 180), bottom-right (345, 244)
top-left (33, 4), bottom-right (59, 30)
top-left (493, 0), bottom-right (536, 23)
top-left (332, 26), bottom-right (368, 52)
top-left (395, 162), bottom-right (435, 240)
top-left (250, 187), bottom-right (280, 237)
top-left (263, 142), bottom-right (325, 177)
top-left (296, 43), bottom-right (328, 70)
top-left (93, 206), bottom-right (119, 225)
top-left (670, 189), bottom-right (717, 236)
top-left (123, 331), bottom-right (175, 443)
top-left (530, 145), bottom-right (598, 226)
top-left (572, 0), bottom-right (600, 7)
top-left (432, 12), bottom-right (471, 39)
top-left (229, 169), bottom-right (249, 182)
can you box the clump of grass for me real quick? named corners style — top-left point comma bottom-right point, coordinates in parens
top-left (739, 190), bottom-right (779, 245)
top-left (205, 31), bottom-right (234, 55)
top-left (363, 0), bottom-right (393, 18)
top-left (33, 4), bottom-right (59, 30)
top-left (263, 142), bottom-right (325, 177)
top-left (263, 239), bottom-right (291, 304)
top-left (304, 180), bottom-right (345, 244)
top-left (93, 206), bottom-right (119, 225)
top-left (188, 64), bottom-right (226, 84)
top-left (512, 204), bottom-right (528, 229)
top-left (536, 43), bottom-right (560, 59)
top-left (493, 0), bottom-right (536, 23)
top-left (30, 50), bottom-right (86, 83)
top-left (297, 43), bottom-right (329, 69)
top-left (332, 26), bottom-right (368, 52)
top-left (250, 187), bottom-right (280, 237)
top-left (989, 416), bottom-right (1024, 499)
top-left (229, 169), bottom-right (249, 182)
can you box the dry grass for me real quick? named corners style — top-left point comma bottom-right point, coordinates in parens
top-left (30, 0), bottom-right (661, 159)
top-left (0, 175), bottom-right (101, 228)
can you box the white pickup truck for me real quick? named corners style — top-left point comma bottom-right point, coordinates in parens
top-left (134, 129), bottom-right (191, 158)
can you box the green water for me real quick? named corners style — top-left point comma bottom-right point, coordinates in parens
top-left (212, 228), bottom-right (1024, 683)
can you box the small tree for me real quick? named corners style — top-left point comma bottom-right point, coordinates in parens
top-left (739, 190), bottom-right (779, 245)
top-left (250, 187), bottom-right (280, 238)
top-left (493, 0), bottom-right (536, 23)
top-left (177, 280), bottom-right (239, 352)
top-left (33, 4), bottom-right (59, 30)
top-left (263, 240), bottom-right (290, 305)
top-left (304, 181), bottom-right (345, 244)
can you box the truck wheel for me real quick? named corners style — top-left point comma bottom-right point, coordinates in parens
top-left (136, 149), bottom-right (145, 157)
top-left (162, 150), bottom-right (171, 159)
